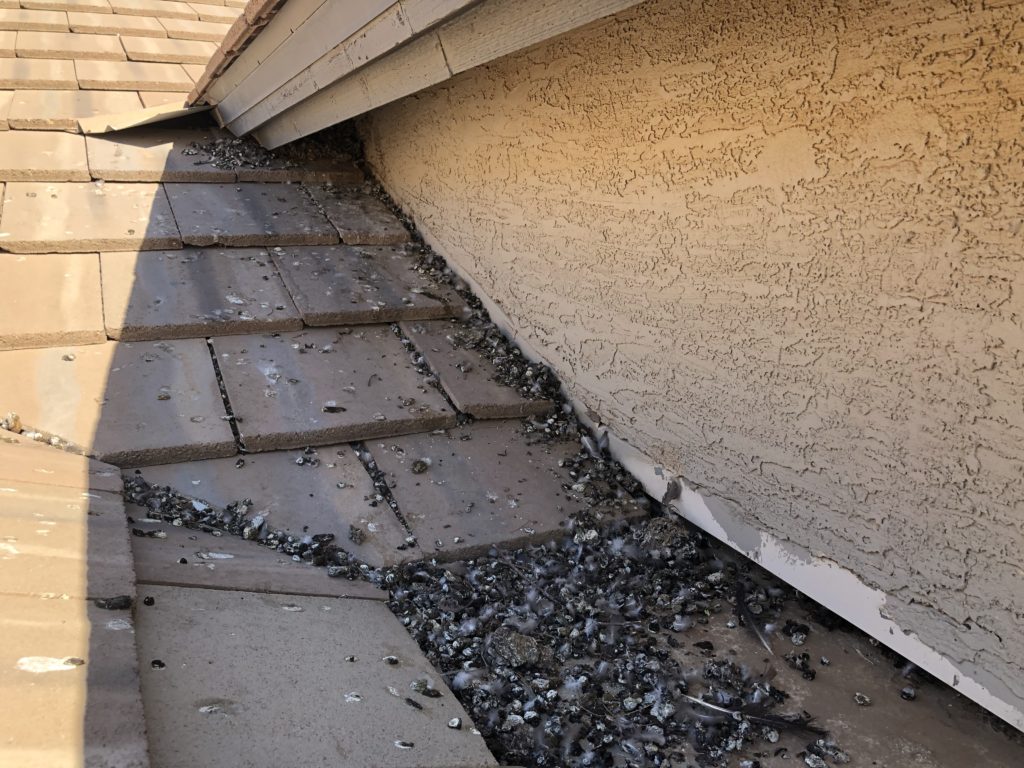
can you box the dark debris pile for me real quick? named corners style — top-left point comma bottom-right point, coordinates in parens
top-left (183, 121), bottom-right (360, 171)
top-left (384, 516), bottom-right (846, 767)
top-left (183, 136), bottom-right (292, 171)
top-left (123, 465), bottom-right (843, 767)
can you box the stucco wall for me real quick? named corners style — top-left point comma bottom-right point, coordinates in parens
top-left (358, 0), bottom-right (1024, 720)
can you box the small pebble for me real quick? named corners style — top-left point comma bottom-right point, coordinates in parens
top-left (854, 692), bottom-right (872, 706)
top-left (447, 717), bottom-right (462, 730)
top-left (900, 686), bottom-right (917, 701)
top-left (143, 596), bottom-right (155, 607)
top-left (151, 659), bottom-right (166, 669)
top-left (393, 741), bottom-right (414, 750)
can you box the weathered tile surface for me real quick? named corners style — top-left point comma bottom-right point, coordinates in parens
top-left (0, 128), bottom-right (88, 181)
top-left (0, 251), bottom-right (104, 349)
top-left (401, 319), bottom-right (554, 419)
top-left (85, 125), bottom-right (234, 180)
top-left (211, 327), bottom-right (456, 452)
top-left (0, 595), bottom-right (148, 768)
top-left (6, 87), bottom-right (140, 129)
top-left (158, 15), bottom-right (227, 41)
top-left (369, 421), bottom-right (589, 558)
top-left (0, 8), bottom-right (68, 31)
top-left (0, 339), bottom-right (234, 465)
top-left (127, 517), bottom-right (387, 598)
top-left (0, 480), bottom-right (131, 598)
top-left (0, 29), bottom-right (13, 54)
top-left (0, 56), bottom-right (76, 87)
top-left (15, 30), bottom-right (125, 59)
top-left (165, 182), bottom-right (338, 247)
top-left (110, 0), bottom-right (195, 18)
top-left (306, 184), bottom-right (410, 245)
top-left (0, 181), bottom-right (180, 251)
top-left (136, 88), bottom-right (184, 107)
top-left (75, 58), bottom-right (192, 90)
top-left (271, 244), bottom-right (462, 326)
top-left (130, 445), bottom-right (417, 565)
top-left (68, 9), bottom-right (166, 36)
top-left (101, 247), bottom-right (302, 340)
top-left (121, 33), bottom-right (214, 62)
top-left (134, 586), bottom-right (495, 768)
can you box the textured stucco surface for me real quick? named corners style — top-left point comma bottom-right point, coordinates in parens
top-left (358, 0), bottom-right (1024, 719)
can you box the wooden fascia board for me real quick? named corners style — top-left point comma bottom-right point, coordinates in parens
top-left (230, 0), bottom-right (646, 146)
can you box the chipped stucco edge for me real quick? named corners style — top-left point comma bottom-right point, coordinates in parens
top-left (399, 203), bottom-right (1024, 735)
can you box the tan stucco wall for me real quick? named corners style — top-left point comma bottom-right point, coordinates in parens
top-left (359, 0), bottom-right (1024, 719)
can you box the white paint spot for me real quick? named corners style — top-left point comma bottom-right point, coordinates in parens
top-left (196, 551), bottom-right (234, 560)
top-left (106, 619), bottom-right (133, 631)
top-left (17, 656), bottom-right (83, 673)
top-left (0, 542), bottom-right (20, 557)
top-left (344, 692), bottom-right (362, 703)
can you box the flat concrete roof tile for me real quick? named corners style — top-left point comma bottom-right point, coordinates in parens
top-left (0, 29), bottom-right (13, 55)
top-left (6, 87), bottom-right (140, 129)
top-left (16, 30), bottom-right (125, 59)
top-left (165, 182), bottom-right (338, 247)
top-left (130, 445), bottom-right (418, 566)
top-left (234, 156), bottom-right (363, 184)
top-left (75, 58), bottom-right (193, 90)
top-left (271, 244), bottom-right (462, 326)
top-left (0, 429), bottom-right (122, 493)
top-left (0, 8), bottom-right (68, 31)
top-left (210, 327), bottom-right (457, 452)
top-left (69, 10), bottom-right (166, 36)
top-left (0, 89), bottom-right (11, 128)
top-left (0, 56), bottom-right (76, 87)
top-left (369, 422), bottom-right (601, 559)
top-left (134, 586), bottom-right (495, 768)
top-left (127, 518), bottom-right (388, 597)
top-left (101, 247), bottom-right (302, 340)
top-left (0, 339), bottom-right (235, 465)
top-left (186, 1), bottom-right (238, 23)
top-left (110, 0), bottom-right (196, 18)
top-left (0, 129), bottom-right (89, 180)
top-left (0, 481), bottom-right (132, 599)
top-left (121, 33), bottom-right (215, 63)
top-left (158, 15), bottom-right (228, 41)
top-left (0, 595), bottom-right (148, 767)
top-left (305, 184), bottom-right (410, 245)
top-left (0, 181), bottom-right (180, 251)
top-left (401, 319), bottom-right (554, 419)
top-left (136, 88), bottom-right (184, 107)
top-left (86, 125), bottom-right (234, 180)
top-left (21, 0), bottom-right (113, 13)
top-left (0, 251), bottom-right (104, 349)
top-left (181, 61), bottom-right (202, 81)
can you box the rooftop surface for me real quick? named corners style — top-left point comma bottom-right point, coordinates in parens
top-left (0, 2), bottom-right (1022, 766)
